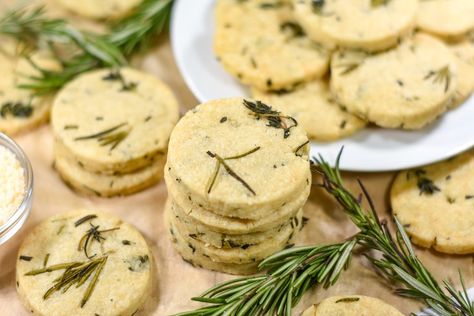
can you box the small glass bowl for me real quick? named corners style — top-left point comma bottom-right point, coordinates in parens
top-left (0, 133), bottom-right (33, 245)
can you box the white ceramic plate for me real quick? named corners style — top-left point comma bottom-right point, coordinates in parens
top-left (170, 0), bottom-right (474, 172)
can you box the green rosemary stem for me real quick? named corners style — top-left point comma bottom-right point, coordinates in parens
top-left (313, 151), bottom-right (474, 316)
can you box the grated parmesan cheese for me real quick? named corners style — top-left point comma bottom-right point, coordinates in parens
top-left (0, 145), bottom-right (25, 226)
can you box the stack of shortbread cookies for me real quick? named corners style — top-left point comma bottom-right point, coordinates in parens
top-left (164, 98), bottom-right (312, 275)
top-left (214, 0), bottom-right (474, 139)
top-left (51, 68), bottom-right (179, 197)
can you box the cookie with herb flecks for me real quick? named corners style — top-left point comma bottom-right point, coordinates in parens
top-left (166, 98), bottom-right (311, 219)
top-left (53, 0), bottom-right (141, 19)
top-left (449, 35), bottom-right (474, 107)
top-left (168, 200), bottom-right (302, 263)
top-left (391, 150), bottom-right (474, 254)
top-left (252, 80), bottom-right (366, 141)
top-left (0, 40), bottom-right (61, 135)
top-left (292, 0), bottom-right (418, 52)
top-left (166, 166), bottom-right (309, 233)
top-left (331, 33), bottom-right (457, 129)
top-left (16, 209), bottom-right (153, 316)
top-left (417, 0), bottom-right (474, 39)
top-left (214, 0), bottom-right (330, 91)
top-left (52, 67), bottom-right (179, 175)
top-left (168, 196), bottom-right (304, 249)
top-left (164, 201), bottom-right (259, 275)
top-left (54, 141), bottom-right (166, 197)
top-left (302, 295), bottom-right (404, 316)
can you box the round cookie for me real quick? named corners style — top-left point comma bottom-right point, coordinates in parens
top-left (52, 67), bottom-right (179, 174)
top-left (165, 204), bottom-right (258, 275)
top-left (449, 36), bottom-right (474, 107)
top-left (171, 206), bottom-right (303, 264)
top-left (170, 198), bottom-right (303, 249)
top-left (166, 167), bottom-right (309, 234)
top-left (16, 209), bottom-right (153, 316)
top-left (292, 0), bottom-right (418, 52)
top-left (53, 0), bottom-right (141, 19)
top-left (417, 0), bottom-right (474, 39)
top-left (0, 41), bottom-right (61, 135)
top-left (391, 150), bottom-right (474, 254)
top-left (166, 98), bottom-right (311, 218)
top-left (252, 81), bottom-right (366, 141)
top-left (54, 142), bottom-right (165, 197)
top-left (214, 0), bottom-right (329, 91)
top-left (302, 295), bottom-right (403, 316)
top-left (331, 33), bottom-right (457, 129)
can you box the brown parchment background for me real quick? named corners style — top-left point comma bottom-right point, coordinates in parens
top-left (0, 1), bottom-right (473, 315)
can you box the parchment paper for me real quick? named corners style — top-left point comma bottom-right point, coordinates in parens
top-left (0, 1), bottom-right (472, 315)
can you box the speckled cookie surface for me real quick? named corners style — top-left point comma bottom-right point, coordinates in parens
top-left (0, 41), bottom-right (61, 135)
top-left (302, 295), bottom-right (404, 316)
top-left (292, 0), bottom-right (418, 52)
top-left (165, 204), bottom-right (259, 275)
top-left (214, 0), bottom-right (329, 91)
top-left (170, 198), bottom-right (304, 249)
top-left (16, 209), bottom-right (153, 316)
top-left (169, 203), bottom-right (302, 264)
top-left (252, 81), bottom-right (366, 141)
top-left (449, 36), bottom-right (474, 107)
top-left (54, 0), bottom-right (141, 19)
top-left (54, 142), bottom-right (165, 197)
top-left (391, 150), bottom-right (474, 254)
top-left (331, 34), bottom-right (457, 129)
top-left (166, 98), bottom-right (311, 218)
top-left (52, 68), bottom-right (179, 174)
top-left (166, 166), bottom-right (309, 234)
top-left (417, 0), bottom-right (474, 38)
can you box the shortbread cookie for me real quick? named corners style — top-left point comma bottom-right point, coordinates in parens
top-left (165, 206), bottom-right (258, 275)
top-left (252, 81), bottom-right (366, 141)
top-left (417, 0), bottom-right (474, 39)
top-left (17, 209), bottom-right (153, 316)
top-left (331, 34), bottom-right (457, 129)
top-left (292, 0), bottom-right (418, 52)
top-left (302, 296), bottom-right (404, 316)
top-left (0, 41), bottom-right (61, 135)
top-left (54, 143), bottom-right (165, 197)
top-left (166, 167), bottom-right (309, 234)
top-left (171, 200), bottom-right (303, 249)
top-left (166, 98), bottom-right (311, 218)
top-left (391, 150), bottom-right (474, 254)
top-left (52, 68), bottom-right (179, 174)
top-left (214, 0), bottom-right (329, 91)
top-left (54, 0), bottom-right (141, 19)
top-left (171, 206), bottom-right (303, 264)
top-left (449, 36), bottom-right (474, 107)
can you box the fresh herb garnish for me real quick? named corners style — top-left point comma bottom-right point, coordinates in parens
top-left (243, 100), bottom-right (297, 138)
top-left (78, 223), bottom-right (120, 259)
top-left (371, 0), bottom-right (390, 8)
top-left (25, 256), bottom-right (108, 308)
top-left (43, 253), bottom-right (50, 267)
top-left (294, 140), bottom-right (309, 157)
top-left (424, 65), bottom-right (451, 93)
top-left (206, 146), bottom-right (260, 196)
top-left (417, 177), bottom-right (440, 195)
top-left (0, 100), bottom-right (33, 118)
top-left (336, 297), bottom-right (360, 303)
top-left (102, 69), bottom-right (138, 91)
top-left (19, 255), bottom-right (33, 261)
top-left (74, 214), bottom-right (98, 227)
top-left (74, 122), bottom-right (131, 151)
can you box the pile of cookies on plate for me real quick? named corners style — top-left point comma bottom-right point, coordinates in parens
top-left (214, 0), bottom-right (474, 141)
top-left (164, 98), bottom-right (312, 274)
top-left (50, 68), bottom-right (180, 197)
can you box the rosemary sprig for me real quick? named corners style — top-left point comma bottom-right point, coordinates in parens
top-left (313, 152), bottom-right (474, 316)
top-left (206, 147), bottom-right (260, 195)
top-left (25, 256), bottom-right (108, 308)
top-left (424, 65), bottom-right (451, 93)
top-left (173, 241), bottom-right (356, 316)
top-left (0, 0), bottom-right (173, 94)
top-left (243, 100), bottom-right (297, 138)
top-left (74, 122), bottom-right (131, 151)
top-left (78, 223), bottom-right (120, 259)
